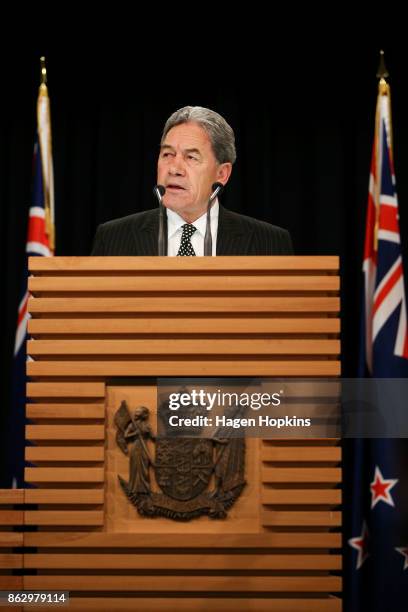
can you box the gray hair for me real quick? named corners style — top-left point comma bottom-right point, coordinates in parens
top-left (161, 106), bottom-right (236, 164)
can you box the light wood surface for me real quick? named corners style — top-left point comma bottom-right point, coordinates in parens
top-left (24, 553), bottom-right (341, 570)
top-left (28, 317), bottom-right (341, 335)
top-left (261, 489), bottom-right (342, 505)
top-left (24, 256), bottom-right (342, 607)
top-left (25, 489), bottom-right (104, 504)
top-left (24, 531), bottom-right (342, 548)
top-left (27, 338), bottom-right (340, 355)
top-left (28, 295), bottom-right (340, 313)
top-left (29, 255), bottom-right (339, 271)
top-left (25, 467), bottom-right (104, 482)
top-left (28, 274), bottom-right (340, 292)
top-left (0, 510), bottom-right (24, 525)
top-left (27, 382), bottom-right (105, 397)
top-left (0, 533), bottom-right (24, 547)
top-left (27, 360), bottom-right (341, 376)
top-left (24, 597), bottom-right (341, 611)
top-left (23, 575), bottom-right (342, 592)
top-left (25, 446), bottom-right (104, 461)
top-left (0, 489), bottom-right (24, 503)
top-left (262, 466), bottom-right (341, 482)
top-left (26, 425), bottom-right (105, 440)
top-left (26, 403), bottom-right (105, 418)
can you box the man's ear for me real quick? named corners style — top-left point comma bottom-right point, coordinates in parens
top-left (217, 162), bottom-right (232, 185)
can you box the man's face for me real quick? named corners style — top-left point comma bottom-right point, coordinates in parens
top-left (157, 122), bottom-right (231, 223)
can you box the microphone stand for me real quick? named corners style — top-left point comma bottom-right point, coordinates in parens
top-left (204, 182), bottom-right (223, 256)
top-left (153, 185), bottom-right (167, 256)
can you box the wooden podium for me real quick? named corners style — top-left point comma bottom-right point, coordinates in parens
top-left (3, 256), bottom-right (342, 611)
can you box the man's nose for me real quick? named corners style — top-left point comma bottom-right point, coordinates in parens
top-left (168, 155), bottom-right (186, 176)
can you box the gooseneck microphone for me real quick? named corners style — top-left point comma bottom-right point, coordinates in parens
top-left (204, 182), bottom-right (224, 256)
top-left (153, 185), bottom-right (167, 256)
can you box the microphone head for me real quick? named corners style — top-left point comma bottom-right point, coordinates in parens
top-left (153, 184), bottom-right (166, 198)
top-left (211, 182), bottom-right (224, 195)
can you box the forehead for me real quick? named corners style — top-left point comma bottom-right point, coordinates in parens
top-left (163, 122), bottom-right (212, 151)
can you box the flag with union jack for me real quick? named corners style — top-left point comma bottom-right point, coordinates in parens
top-left (8, 72), bottom-right (55, 487)
top-left (345, 71), bottom-right (408, 611)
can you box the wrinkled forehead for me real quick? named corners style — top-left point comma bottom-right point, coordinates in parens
top-left (161, 122), bottom-right (212, 152)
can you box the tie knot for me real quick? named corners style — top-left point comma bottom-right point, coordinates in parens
top-left (181, 223), bottom-right (197, 238)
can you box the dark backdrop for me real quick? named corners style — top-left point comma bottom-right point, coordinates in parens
top-left (1, 41), bottom-right (408, 485)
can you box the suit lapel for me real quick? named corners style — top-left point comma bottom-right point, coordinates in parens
top-left (131, 210), bottom-right (159, 255)
top-left (216, 205), bottom-right (253, 255)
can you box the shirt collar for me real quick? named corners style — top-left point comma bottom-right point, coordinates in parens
top-left (167, 199), bottom-right (219, 239)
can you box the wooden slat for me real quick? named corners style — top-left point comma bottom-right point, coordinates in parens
top-left (26, 403), bottom-right (105, 419)
top-left (24, 532), bottom-right (342, 549)
top-left (29, 255), bottom-right (340, 272)
top-left (27, 338), bottom-right (340, 355)
top-left (24, 511), bottom-right (104, 526)
top-left (262, 447), bottom-right (341, 462)
top-left (25, 446), bottom-right (104, 461)
top-left (28, 296), bottom-right (340, 314)
top-left (28, 317), bottom-right (341, 335)
top-left (0, 576), bottom-right (23, 589)
top-left (23, 575), bottom-right (342, 592)
top-left (261, 510), bottom-right (341, 527)
top-left (25, 553), bottom-right (341, 570)
top-left (48, 597), bottom-right (342, 611)
top-left (262, 489), bottom-right (342, 505)
top-left (0, 510), bottom-right (23, 525)
top-left (27, 360), bottom-right (341, 377)
top-left (262, 467), bottom-right (341, 483)
top-left (26, 425), bottom-right (105, 440)
top-left (0, 533), bottom-right (24, 547)
top-left (25, 468), bottom-right (104, 482)
top-left (0, 489), bottom-right (24, 504)
top-left (27, 382), bottom-right (105, 398)
top-left (29, 275), bottom-right (340, 292)
top-left (25, 489), bottom-right (104, 504)
top-left (0, 553), bottom-right (23, 569)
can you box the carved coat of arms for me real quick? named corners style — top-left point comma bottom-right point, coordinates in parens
top-left (114, 400), bottom-right (246, 521)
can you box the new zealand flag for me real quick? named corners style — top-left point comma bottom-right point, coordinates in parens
top-left (7, 80), bottom-right (54, 487)
top-left (345, 78), bottom-right (408, 611)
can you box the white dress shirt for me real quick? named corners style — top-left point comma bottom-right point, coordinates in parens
top-left (166, 199), bottom-right (219, 256)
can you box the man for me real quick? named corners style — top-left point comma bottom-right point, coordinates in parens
top-left (91, 106), bottom-right (293, 256)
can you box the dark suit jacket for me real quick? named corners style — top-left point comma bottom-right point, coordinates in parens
top-left (91, 206), bottom-right (293, 255)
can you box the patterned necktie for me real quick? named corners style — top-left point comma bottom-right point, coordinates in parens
top-left (177, 223), bottom-right (197, 256)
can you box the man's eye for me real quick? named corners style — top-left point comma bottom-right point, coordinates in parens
top-left (187, 155), bottom-right (198, 161)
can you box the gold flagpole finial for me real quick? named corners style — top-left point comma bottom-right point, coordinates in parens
top-left (40, 56), bottom-right (47, 86)
top-left (376, 50), bottom-right (389, 81)
top-left (373, 50), bottom-right (392, 253)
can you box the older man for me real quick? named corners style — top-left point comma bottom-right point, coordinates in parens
top-left (91, 106), bottom-right (293, 256)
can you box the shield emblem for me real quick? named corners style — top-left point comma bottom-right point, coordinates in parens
top-left (155, 438), bottom-right (213, 501)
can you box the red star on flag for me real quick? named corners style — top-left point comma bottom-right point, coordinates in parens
top-left (396, 547), bottom-right (408, 571)
top-left (348, 521), bottom-right (370, 569)
top-left (370, 466), bottom-right (398, 509)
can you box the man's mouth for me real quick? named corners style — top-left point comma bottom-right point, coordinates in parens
top-left (166, 184), bottom-right (186, 191)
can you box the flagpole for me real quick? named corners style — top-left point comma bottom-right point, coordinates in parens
top-left (40, 55), bottom-right (47, 85)
top-left (373, 51), bottom-right (390, 254)
top-left (37, 56), bottom-right (55, 252)
top-left (377, 50), bottom-right (393, 156)
top-left (9, 57), bottom-right (56, 486)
